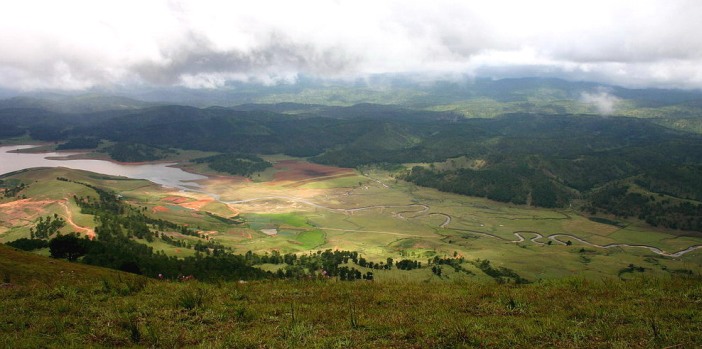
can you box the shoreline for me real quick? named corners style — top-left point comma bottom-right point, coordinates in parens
top-left (0, 144), bottom-right (209, 190)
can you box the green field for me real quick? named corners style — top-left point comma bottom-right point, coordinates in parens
top-left (246, 213), bottom-right (310, 228)
top-left (2, 162), bottom-right (702, 281)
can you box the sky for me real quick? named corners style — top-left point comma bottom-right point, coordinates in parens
top-left (1, 0), bottom-right (701, 91)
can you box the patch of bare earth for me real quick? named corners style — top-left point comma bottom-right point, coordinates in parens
top-left (0, 199), bottom-right (54, 228)
top-left (179, 198), bottom-right (214, 210)
top-left (162, 193), bottom-right (240, 218)
top-left (162, 196), bottom-right (191, 204)
top-left (0, 198), bottom-right (95, 239)
top-left (270, 160), bottom-right (354, 186)
top-left (152, 206), bottom-right (170, 213)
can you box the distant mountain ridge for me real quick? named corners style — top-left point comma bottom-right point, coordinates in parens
top-left (2, 77), bottom-right (702, 111)
top-left (0, 95), bottom-right (157, 114)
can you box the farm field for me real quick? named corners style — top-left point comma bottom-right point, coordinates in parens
top-left (2, 155), bottom-right (701, 281)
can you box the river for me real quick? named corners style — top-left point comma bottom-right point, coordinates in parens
top-left (0, 145), bottom-right (206, 190)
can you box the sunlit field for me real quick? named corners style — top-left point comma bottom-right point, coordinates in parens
top-left (3, 158), bottom-right (701, 281)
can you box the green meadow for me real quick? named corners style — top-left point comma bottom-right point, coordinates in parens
top-left (4, 163), bottom-right (701, 282)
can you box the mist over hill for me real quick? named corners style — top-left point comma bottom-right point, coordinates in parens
top-left (3, 77), bottom-right (701, 110)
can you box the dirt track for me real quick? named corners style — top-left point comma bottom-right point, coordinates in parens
top-left (58, 200), bottom-right (95, 239)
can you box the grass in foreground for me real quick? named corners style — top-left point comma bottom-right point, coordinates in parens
top-left (1, 245), bottom-right (701, 348)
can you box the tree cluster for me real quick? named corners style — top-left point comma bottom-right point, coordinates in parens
top-left (403, 166), bottom-right (569, 208)
top-left (30, 214), bottom-right (65, 239)
top-left (51, 179), bottom-right (265, 280)
top-left (56, 137), bottom-right (101, 150)
top-left (588, 183), bottom-right (702, 231)
top-left (5, 238), bottom-right (48, 251)
top-left (1, 181), bottom-right (27, 198)
top-left (471, 259), bottom-right (529, 284)
top-left (192, 153), bottom-right (272, 177)
top-left (104, 142), bottom-right (175, 162)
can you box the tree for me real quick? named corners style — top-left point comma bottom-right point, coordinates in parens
top-left (6, 238), bottom-right (49, 251)
top-left (49, 233), bottom-right (89, 261)
top-left (119, 261), bottom-right (142, 275)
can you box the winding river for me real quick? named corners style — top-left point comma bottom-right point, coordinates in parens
top-left (223, 196), bottom-right (702, 257)
top-left (2, 144), bottom-right (701, 257)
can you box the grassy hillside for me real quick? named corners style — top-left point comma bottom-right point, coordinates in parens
top-left (0, 244), bottom-right (141, 285)
top-left (1, 245), bottom-right (701, 348)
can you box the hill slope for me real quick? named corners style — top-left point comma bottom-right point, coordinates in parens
top-left (1, 246), bottom-right (701, 348)
top-left (0, 244), bottom-right (140, 285)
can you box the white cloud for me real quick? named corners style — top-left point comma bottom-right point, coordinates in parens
top-left (580, 89), bottom-right (621, 115)
top-left (1, 0), bottom-right (702, 90)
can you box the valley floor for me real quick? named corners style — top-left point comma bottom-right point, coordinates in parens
top-left (2, 164), bottom-right (702, 281)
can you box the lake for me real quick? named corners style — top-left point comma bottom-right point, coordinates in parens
top-left (0, 145), bottom-right (207, 190)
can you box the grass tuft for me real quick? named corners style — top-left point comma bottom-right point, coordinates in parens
top-left (177, 285), bottom-right (207, 310)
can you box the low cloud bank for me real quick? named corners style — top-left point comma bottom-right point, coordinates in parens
top-left (580, 89), bottom-right (621, 115)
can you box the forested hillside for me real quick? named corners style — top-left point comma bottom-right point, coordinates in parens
top-left (2, 78), bottom-right (702, 231)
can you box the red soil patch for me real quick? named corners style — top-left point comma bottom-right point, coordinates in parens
top-left (175, 198), bottom-right (239, 218)
top-left (271, 160), bottom-right (354, 183)
top-left (162, 196), bottom-right (191, 204)
top-left (0, 198), bottom-right (49, 210)
top-left (152, 205), bottom-right (170, 213)
top-left (0, 199), bottom-right (53, 226)
top-left (180, 198), bottom-right (214, 210)
top-left (1, 198), bottom-right (98, 239)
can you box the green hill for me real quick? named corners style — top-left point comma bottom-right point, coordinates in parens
top-left (1, 245), bottom-right (701, 348)
top-left (0, 243), bottom-right (140, 285)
